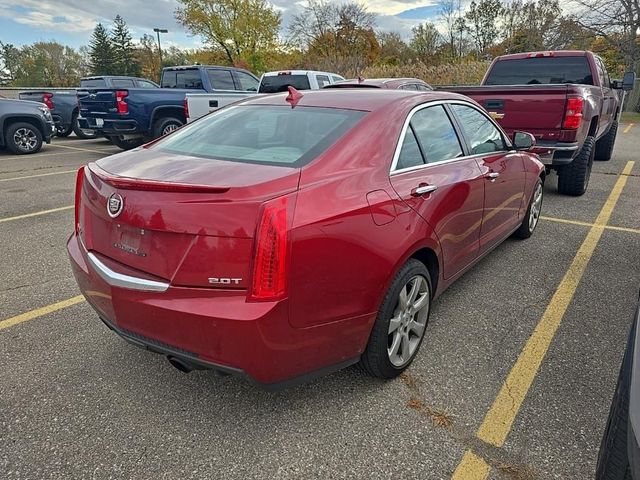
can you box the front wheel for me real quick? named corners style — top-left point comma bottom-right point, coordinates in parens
top-left (595, 120), bottom-right (618, 161)
top-left (359, 259), bottom-right (432, 379)
top-left (111, 135), bottom-right (145, 151)
top-left (514, 178), bottom-right (543, 239)
top-left (5, 122), bottom-right (43, 154)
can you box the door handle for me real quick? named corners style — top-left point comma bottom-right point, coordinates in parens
top-left (411, 184), bottom-right (438, 196)
top-left (486, 172), bottom-right (500, 181)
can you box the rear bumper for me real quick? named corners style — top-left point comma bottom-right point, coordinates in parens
top-left (67, 233), bottom-right (370, 389)
top-left (532, 141), bottom-right (580, 166)
top-left (78, 117), bottom-right (141, 136)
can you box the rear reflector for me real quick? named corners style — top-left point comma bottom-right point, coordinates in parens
top-left (116, 90), bottom-right (128, 114)
top-left (563, 97), bottom-right (584, 130)
top-left (251, 196), bottom-right (289, 301)
top-left (183, 98), bottom-right (189, 119)
top-left (74, 166), bottom-right (85, 234)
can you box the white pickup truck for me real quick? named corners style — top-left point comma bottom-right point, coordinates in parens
top-left (185, 70), bottom-right (344, 122)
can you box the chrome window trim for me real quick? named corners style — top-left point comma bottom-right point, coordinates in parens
top-left (86, 251), bottom-right (169, 292)
top-left (389, 99), bottom-right (511, 176)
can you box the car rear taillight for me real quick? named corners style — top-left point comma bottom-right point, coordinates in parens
top-left (116, 90), bottom-right (128, 114)
top-left (74, 166), bottom-right (85, 234)
top-left (251, 196), bottom-right (289, 301)
top-left (43, 92), bottom-right (54, 109)
top-left (183, 98), bottom-right (189, 119)
top-left (563, 97), bottom-right (584, 130)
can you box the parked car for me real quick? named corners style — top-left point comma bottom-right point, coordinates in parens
top-left (597, 294), bottom-right (640, 479)
top-left (0, 97), bottom-right (55, 154)
top-left (444, 50), bottom-right (634, 196)
top-left (326, 77), bottom-right (433, 91)
top-left (19, 77), bottom-right (158, 140)
top-left (67, 89), bottom-right (544, 389)
top-left (77, 65), bottom-right (259, 150)
top-left (185, 70), bottom-right (345, 122)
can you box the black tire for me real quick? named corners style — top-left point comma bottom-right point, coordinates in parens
top-left (5, 122), bottom-right (43, 155)
top-left (595, 120), bottom-right (618, 161)
top-left (111, 135), bottom-right (145, 151)
top-left (55, 124), bottom-right (73, 137)
top-left (514, 178), bottom-right (543, 239)
top-left (557, 136), bottom-right (595, 196)
top-left (595, 320), bottom-right (636, 480)
top-left (359, 259), bottom-right (432, 379)
top-left (71, 113), bottom-right (98, 139)
top-left (153, 116), bottom-right (184, 139)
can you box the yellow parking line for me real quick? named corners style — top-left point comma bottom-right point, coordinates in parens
top-left (624, 123), bottom-right (634, 133)
top-left (0, 170), bottom-right (76, 182)
top-left (541, 215), bottom-right (640, 234)
top-left (50, 144), bottom-right (116, 154)
top-left (451, 161), bottom-right (635, 479)
top-left (0, 205), bottom-right (73, 223)
top-left (0, 295), bottom-right (85, 331)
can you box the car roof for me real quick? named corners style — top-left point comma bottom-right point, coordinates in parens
top-left (242, 88), bottom-right (470, 111)
top-left (262, 70), bottom-right (342, 77)
top-left (328, 78), bottom-right (429, 89)
top-left (494, 50), bottom-right (589, 61)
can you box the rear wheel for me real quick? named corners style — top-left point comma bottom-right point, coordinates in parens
top-left (55, 124), bottom-right (73, 137)
top-left (71, 113), bottom-right (98, 139)
top-left (153, 116), bottom-right (183, 139)
top-left (5, 122), bottom-right (43, 154)
top-left (557, 136), bottom-right (594, 196)
top-left (111, 135), bottom-right (145, 151)
top-left (514, 178), bottom-right (543, 239)
top-left (359, 259), bottom-right (431, 379)
top-left (595, 120), bottom-right (618, 161)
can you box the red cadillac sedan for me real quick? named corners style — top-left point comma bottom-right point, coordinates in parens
top-left (68, 89), bottom-right (544, 389)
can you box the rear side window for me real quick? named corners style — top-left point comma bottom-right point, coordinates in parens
top-left (162, 70), bottom-right (203, 89)
top-left (411, 106), bottom-right (463, 163)
top-left (401, 84), bottom-right (418, 90)
top-left (80, 78), bottom-right (107, 88)
top-left (396, 129), bottom-right (424, 170)
top-left (484, 56), bottom-right (593, 85)
top-left (111, 79), bottom-right (135, 88)
top-left (154, 105), bottom-right (366, 167)
top-left (208, 69), bottom-right (235, 90)
top-left (259, 75), bottom-right (311, 93)
top-left (450, 104), bottom-right (507, 154)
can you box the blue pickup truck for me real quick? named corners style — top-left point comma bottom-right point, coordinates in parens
top-left (20, 76), bottom-right (158, 140)
top-left (77, 65), bottom-right (259, 150)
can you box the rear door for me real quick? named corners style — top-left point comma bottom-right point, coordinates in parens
top-left (449, 103), bottom-right (526, 252)
top-left (388, 103), bottom-right (485, 279)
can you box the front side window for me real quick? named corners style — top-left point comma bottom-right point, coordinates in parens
top-left (316, 75), bottom-right (330, 88)
top-left (137, 80), bottom-right (158, 88)
top-left (154, 105), bottom-right (366, 167)
top-left (450, 104), bottom-right (507, 155)
top-left (208, 69), bottom-right (235, 90)
top-left (410, 105), bottom-right (463, 163)
top-left (236, 71), bottom-right (259, 91)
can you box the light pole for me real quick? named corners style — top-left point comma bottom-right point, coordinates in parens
top-left (153, 28), bottom-right (168, 67)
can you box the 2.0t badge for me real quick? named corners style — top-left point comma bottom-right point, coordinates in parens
top-left (107, 193), bottom-right (124, 218)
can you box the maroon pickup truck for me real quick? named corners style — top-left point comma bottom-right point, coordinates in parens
top-left (446, 51), bottom-right (634, 195)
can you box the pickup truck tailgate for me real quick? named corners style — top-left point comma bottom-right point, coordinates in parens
top-left (445, 85), bottom-right (570, 139)
top-left (77, 90), bottom-right (117, 114)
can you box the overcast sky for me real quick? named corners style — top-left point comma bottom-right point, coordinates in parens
top-left (0, 0), bottom-right (440, 49)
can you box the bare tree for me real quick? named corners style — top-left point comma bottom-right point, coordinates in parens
top-left (574, 0), bottom-right (640, 71)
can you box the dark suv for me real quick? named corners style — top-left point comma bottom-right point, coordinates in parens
top-left (0, 98), bottom-right (55, 154)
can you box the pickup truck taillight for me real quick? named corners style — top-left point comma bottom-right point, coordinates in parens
top-left (116, 90), bottom-right (128, 114)
top-left (563, 97), bottom-right (583, 130)
top-left (183, 98), bottom-right (189, 119)
top-left (74, 166), bottom-right (85, 234)
top-left (43, 92), bottom-right (54, 110)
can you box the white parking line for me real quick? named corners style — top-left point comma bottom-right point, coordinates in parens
top-left (0, 205), bottom-right (73, 223)
top-left (0, 170), bottom-right (76, 182)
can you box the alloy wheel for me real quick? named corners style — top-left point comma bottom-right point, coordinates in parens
top-left (388, 275), bottom-right (430, 367)
top-left (162, 124), bottom-right (179, 136)
top-left (529, 183), bottom-right (543, 232)
top-left (14, 128), bottom-right (38, 152)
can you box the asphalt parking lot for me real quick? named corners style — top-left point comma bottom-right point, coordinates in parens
top-left (1, 128), bottom-right (639, 480)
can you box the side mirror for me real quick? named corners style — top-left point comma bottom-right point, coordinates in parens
top-left (513, 131), bottom-right (535, 151)
top-left (623, 71), bottom-right (636, 91)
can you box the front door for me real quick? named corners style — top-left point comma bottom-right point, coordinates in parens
top-left (388, 104), bottom-right (485, 279)
top-left (449, 103), bottom-right (526, 252)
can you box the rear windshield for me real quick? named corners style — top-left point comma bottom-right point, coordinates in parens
top-left (484, 56), bottom-right (593, 85)
top-left (154, 105), bottom-right (366, 167)
top-left (259, 75), bottom-right (311, 93)
top-left (80, 78), bottom-right (107, 88)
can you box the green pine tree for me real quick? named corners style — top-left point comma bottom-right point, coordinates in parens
top-left (111, 15), bottom-right (140, 76)
top-left (89, 23), bottom-right (116, 75)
